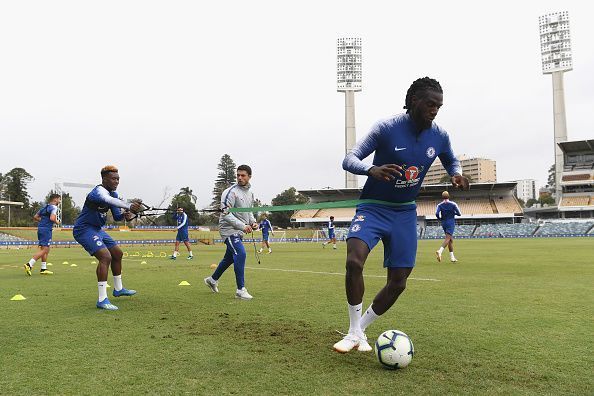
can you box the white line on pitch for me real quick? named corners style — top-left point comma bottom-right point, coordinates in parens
top-left (245, 266), bottom-right (440, 281)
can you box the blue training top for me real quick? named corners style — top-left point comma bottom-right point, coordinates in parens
top-left (74, 185), bottom-right (131, 229)
top-left (343, 113), bottom-right (462, 208)
top-left (259, 219), bottom-right (272, 234)
top-left (436, 200), bottom-right (461, 222)
top-left (175, 212), bottom-right (189, 232)
top-left (37, 204), bottom-right (57, 229)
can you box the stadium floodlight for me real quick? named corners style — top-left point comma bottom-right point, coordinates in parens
top-left (337, 37), bottom-right (362, 189)
top-left (539, 11), bottom-right (572, 203)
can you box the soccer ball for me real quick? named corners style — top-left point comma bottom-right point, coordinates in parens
top-left (374, 330), bottom-right (414, 369)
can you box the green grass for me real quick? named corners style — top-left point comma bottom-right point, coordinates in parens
top-left (1, 238), bottom-right (592, 395)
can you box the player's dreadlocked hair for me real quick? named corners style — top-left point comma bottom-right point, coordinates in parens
top-left (403, 77), bottom-right (443, 113)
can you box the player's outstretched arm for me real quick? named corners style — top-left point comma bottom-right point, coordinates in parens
top-left (368, 165), bottom-right (403, 182)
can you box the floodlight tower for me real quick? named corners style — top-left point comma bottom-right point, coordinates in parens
top-left (337, 37), bottom-right (362, 189)
top-left (539, 11), bottom-right (572, 203)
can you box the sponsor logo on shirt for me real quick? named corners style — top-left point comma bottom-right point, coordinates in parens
top-left (395, 164), bottom-right (425, 189)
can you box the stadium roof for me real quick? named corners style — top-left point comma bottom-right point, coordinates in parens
top-left (558, 139), bottom-right (594, 153)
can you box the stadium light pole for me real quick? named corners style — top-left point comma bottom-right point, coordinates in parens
top-left (337, 37), bottom-right (362, 189)
top-left (539, 11), bottom-right (572, 203)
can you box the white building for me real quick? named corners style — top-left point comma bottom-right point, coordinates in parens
top-left (513, 179), bottom-right (537, 203)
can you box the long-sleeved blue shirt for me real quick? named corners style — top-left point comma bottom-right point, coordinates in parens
top-left (343, 113), bottom-right (462, 207)
top-left (436, 200), bottom-right (461, 222)
top-left (74, 185), bottom-right (130, 229)
top-left (259, 219), bottom-right (272, 234)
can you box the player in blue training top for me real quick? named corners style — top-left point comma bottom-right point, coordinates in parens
top-left (73, 165), bottom-right (142, 311)
top-left (333, 77), bottom-right (469, 353)
top-left (435, 190), bottom-right (462, 263)
top-left (322, 216), bottom-right (337, 249)
top-left (170, 207), bottom-right (193, 260)
top-left (24, 194), bottom-right (61, 276)
top-left (258, 214), bottom-right (274, 254)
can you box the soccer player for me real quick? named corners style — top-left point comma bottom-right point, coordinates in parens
top-left (322, 215), bottom-right (337, 249)
top-left (204, 164), bottom-right (259, 300)
top-left (170, 207), bottom-right (193, 260)
top-left (73, 165), bottom-right (142, 311)
top-left (333, 77), bottom-right (469, 353)
top-left (435, 190), bottom-right (461, 263)
top-left (24, 194), bottom-right (61, 276)
top-left (258, 214), bottom-right (274, 254)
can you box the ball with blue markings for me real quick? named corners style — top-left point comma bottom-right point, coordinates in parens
top-left (374, 330), bottom-right (414, 369)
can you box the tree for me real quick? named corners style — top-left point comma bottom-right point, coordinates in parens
top-left (167, 187), bottom-right (201, 226)
top-left (2, 168), bottom-right (34, 207)
top-left (525, 198), bottom-right (538, 208)
top-left (517, 198), bottom-right (525, 208)
top-left (211, 154), bottom-right (236, 209)
top-left (547, 164), bottom-right (555, 191)
top-left (269, 187), bottom-right (307, 228)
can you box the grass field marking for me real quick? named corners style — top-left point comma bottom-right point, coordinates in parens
top-left (245, 266), bottom-right (440, 281)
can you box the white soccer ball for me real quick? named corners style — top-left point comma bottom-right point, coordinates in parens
top-left (374, 329), bottom-right (414, 369)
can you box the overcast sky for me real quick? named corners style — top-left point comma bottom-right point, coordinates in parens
top-left (1, 1), bottom-right (592, 209)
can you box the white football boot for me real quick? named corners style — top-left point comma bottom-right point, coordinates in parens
top-left (235, 287), bottom-right (253, 300)
top-left (204, 276), bottom-right (219, 293)
top-left (333, 332), bottom-right (371, 353)
top-left (435, 251), bottom-right (442, 262)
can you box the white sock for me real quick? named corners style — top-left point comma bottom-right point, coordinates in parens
top-left (348, 303), bottom-right (363, 335)
top-left (189, 251), bottom-right (193, 257)
top-left (450, 252), bottom-right (456, 259)
top-left (333, 244), bottom-right (337, 248)
top-left (259, 248), bottom-right (263, 253)
top-left (173, 251), bottom-right (179, 257)
top-left (360, 305), bottom-right (381, 332)
top-left (28, 258), bottom-right (36, 267)
top-left (438, 247), bottom-right (444, 254)
top-left (98, 281), bottom-right (108, 301)
top-left (113, 275), bottom-right (123, 291)
top-left (41, 262), bottom-right (47, 270)
top-left (268, 248), bottom-right (272, 253)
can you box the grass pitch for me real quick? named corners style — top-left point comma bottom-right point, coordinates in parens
top-left (1, 238), bottom-right (592, 395)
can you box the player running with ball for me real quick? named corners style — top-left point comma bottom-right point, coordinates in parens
top-left (333, 77), bottom-right (469, 353)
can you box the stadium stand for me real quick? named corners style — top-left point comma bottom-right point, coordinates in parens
top-left (0, 232), bottom-right (25, 242)
top-left (458, 198), bottom-right (494, 215)
top-left (493, 196), bottom-right (523, 213)
top-left (422, 226), bottom-right (443, 238)
top-left (315, 208), bottom-right (356, 219)
top-left (292, 209), bottom-right (320, 219)
top-left (560, 195), bottom-right (591, 207)
top-left (474, 224), bottom-right (501, 237)
top-left (536, 221), bottom-right (594, 236)
top-left (498, 223), bottom-right (538, 237)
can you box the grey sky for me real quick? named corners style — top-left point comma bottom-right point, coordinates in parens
top-left (1, 1), bottom-right (592, 209)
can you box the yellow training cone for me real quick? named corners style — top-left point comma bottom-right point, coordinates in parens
top-left (141, 261), bottom-right (147, 265)
top-left (11, 294), bottom-right (27, 301)
top-left (91, 261), bottom-right (97, 264)
top-left (70, 264), bottom-right (78, 267)
top-left (209, 264), bottom-right (217, 269)
top-left (106, 284), bottom-right (111, 288)
top-left (62, 261), bottom-right (69, 265)
top-left (178, 281), bottom-right (191, 286)
top-left (47, 263), bottom-right (53, 266)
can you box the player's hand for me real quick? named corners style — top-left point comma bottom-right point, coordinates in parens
top-left (451, 175), bottom-right (470, 190)
top-left (129, 201), bottom-right (143, 214)
top-left (244, 225), bottom-right (253, 233)
top-left (251, 223), bottom-right (259, 230)
top-left (368, 164), bottom-right (403, 182)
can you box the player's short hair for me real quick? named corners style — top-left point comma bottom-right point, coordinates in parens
top-left (442, 191), bottom-right (450, 199)
top-left (404, 77), bottom-right (443, 113)
top-left (237, 164), bottom-right (252, 176)
top-left (101, 165), bottom-right (119, 177)
top-left (48, 194), bottom-right (60, 202)
top-left (177, 207), bottom-right (184, 211)
top-left (330, 216), bottom-right (334, 220)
